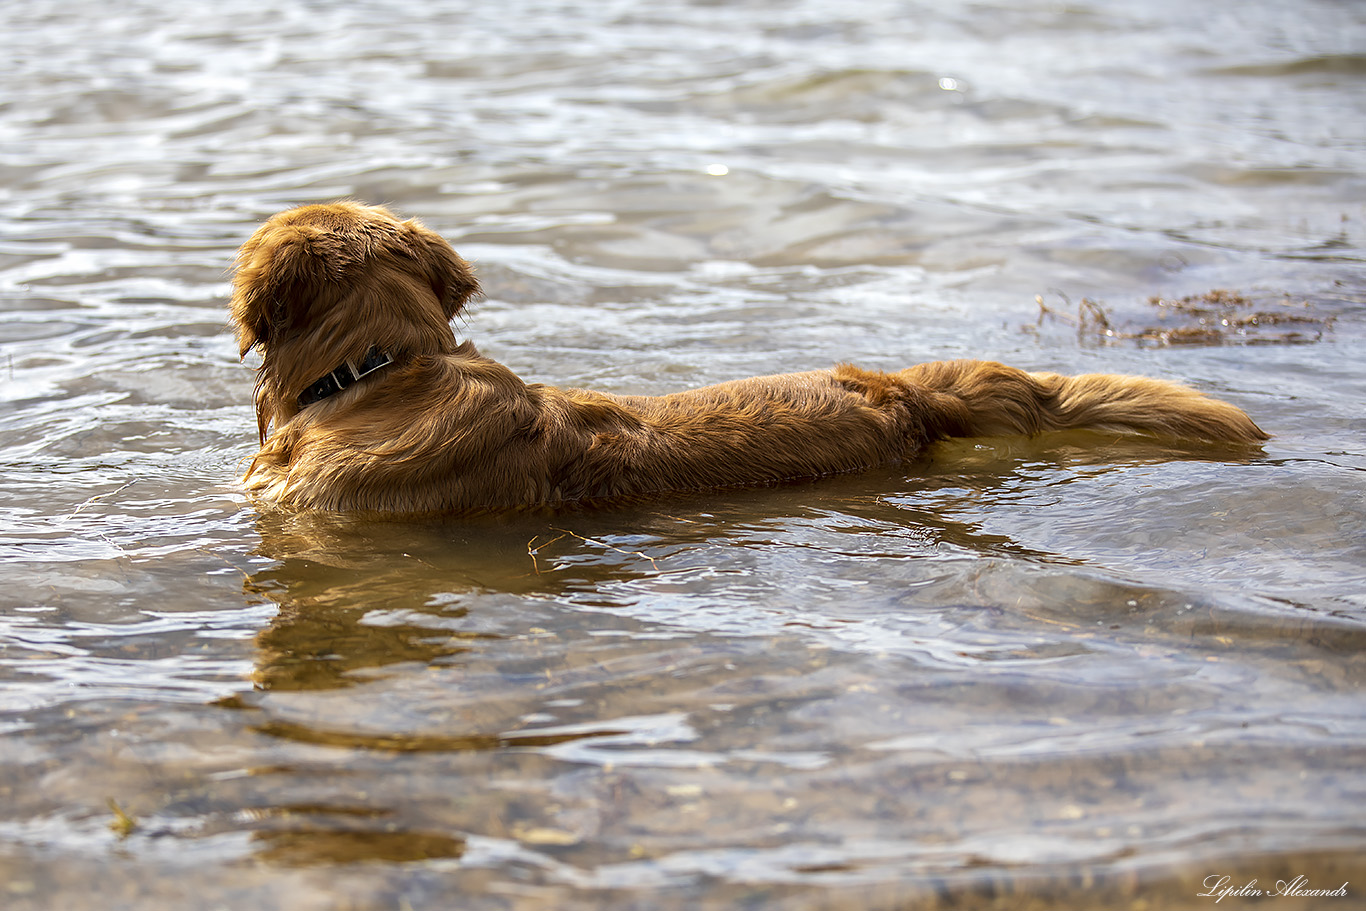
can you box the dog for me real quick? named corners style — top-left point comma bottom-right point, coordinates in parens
top-left (230, 202), bottom-right (1267, 513)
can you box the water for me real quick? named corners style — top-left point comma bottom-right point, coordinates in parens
top-left (1, 0), bottom-right (1364, 908)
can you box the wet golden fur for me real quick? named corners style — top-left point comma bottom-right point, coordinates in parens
top-left (231, 202), bottom-right (1267, 513)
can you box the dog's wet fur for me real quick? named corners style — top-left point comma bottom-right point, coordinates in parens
top-left (231, 202), bottom-right (1267, 513)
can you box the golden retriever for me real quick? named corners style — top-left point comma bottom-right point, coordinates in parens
top-left (230, 202), bottom-right (1266, 513)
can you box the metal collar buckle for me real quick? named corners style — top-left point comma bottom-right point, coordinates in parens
top-left (297, 346), bottom-right (393, 409)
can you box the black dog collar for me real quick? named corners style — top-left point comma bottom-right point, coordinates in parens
top-left (297, 346), bottom-right (393, 409)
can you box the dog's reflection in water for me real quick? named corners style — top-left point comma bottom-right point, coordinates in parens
top-left (242, 511), bottom-right (532, 694)
top-left (230, 506), bottom-right (672, 866)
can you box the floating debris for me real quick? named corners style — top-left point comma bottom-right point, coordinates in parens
top-left (107, 798), bottom-right (137, 838)
top-left (1031, 288), bottom-right (1335, 346)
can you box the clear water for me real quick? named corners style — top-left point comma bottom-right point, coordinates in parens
top-left (1, 0), bottom-right (1364, 908)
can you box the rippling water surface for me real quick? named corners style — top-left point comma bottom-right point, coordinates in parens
top-left (2, 0), bottom-right (1364, 908)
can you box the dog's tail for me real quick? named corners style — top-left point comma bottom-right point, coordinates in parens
top-left (891, 359), bottom-right (1268, 446)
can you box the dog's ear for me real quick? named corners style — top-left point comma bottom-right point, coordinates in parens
top-left (231, 223), bottom-right (354, 357)
top-left (407, 221), bottom-right (481, 320)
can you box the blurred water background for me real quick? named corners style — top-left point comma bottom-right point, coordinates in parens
top-left (1, 0), bottom-right (1364, 908)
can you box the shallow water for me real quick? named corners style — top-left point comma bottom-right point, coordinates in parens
top-left (1, 0), bottom-right (1364, 908)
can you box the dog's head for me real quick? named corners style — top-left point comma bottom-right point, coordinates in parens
top-left (230, 201), bottom-right (482, 441)
top-left (230, 201), bottom-right (481, 360)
